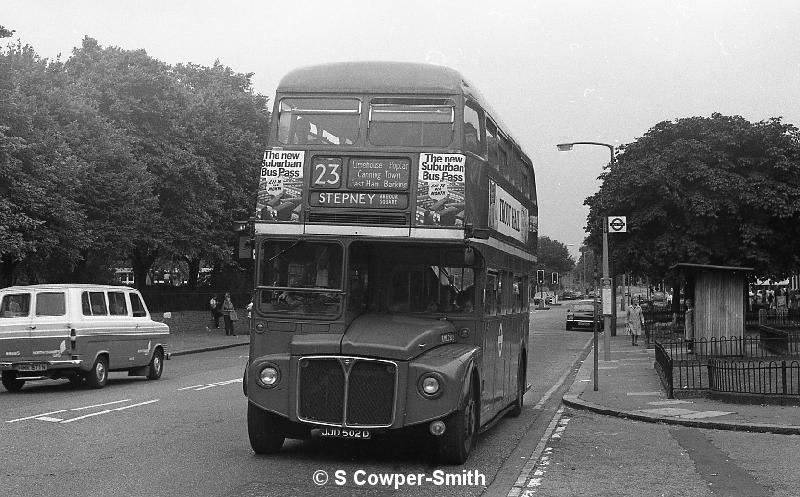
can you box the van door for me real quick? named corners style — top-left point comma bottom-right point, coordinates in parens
top-left (0, 291), bottom-right (34, 362)
top-left (128, 291), bottom-right (157, 366)
top-left (107, 290), bottom-right (142, 367)
top-left (30, 290), bottom-right (71, 363)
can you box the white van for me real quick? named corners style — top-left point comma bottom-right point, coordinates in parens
top-left (0, 284), bottom-right (169, 392)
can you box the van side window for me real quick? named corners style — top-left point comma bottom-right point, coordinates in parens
top-left (36, 292), bottom-right (66, 316)
top-left (82, 292), bottom-right (108, 316)
top-left (130, 293), bottom-right (147, 317)
top-left (108, 292), bottom-right (128, 316)
top-left (1, 293), bottom-right (30, 318)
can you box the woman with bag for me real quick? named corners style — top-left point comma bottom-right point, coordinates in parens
top-left (626, 297), bottom-right (644, 346)
top-left (222, 292), bottom-right (237, 336)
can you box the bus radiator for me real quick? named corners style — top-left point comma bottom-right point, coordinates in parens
top-left (298, 357), bottom-right (396, 427)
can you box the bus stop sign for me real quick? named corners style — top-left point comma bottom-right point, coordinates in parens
top-left (607, 216), bottom-right (627, 233)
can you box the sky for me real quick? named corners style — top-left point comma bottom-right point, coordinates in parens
top-left (5, 0), bottom-right (800, 260)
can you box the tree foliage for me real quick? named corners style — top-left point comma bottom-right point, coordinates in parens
top-left (0, 34), bottom-right (269, 287)
top-left (585, 113), bottom-right (800, 281)
top-left (537, 236), bottom-right (576, 277)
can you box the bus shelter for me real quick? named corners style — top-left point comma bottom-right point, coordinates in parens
top-left (671, 263), bottom-right (753, 344)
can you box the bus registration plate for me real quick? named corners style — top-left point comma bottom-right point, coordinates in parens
top-left (320, 427), bottom-right (372, 439)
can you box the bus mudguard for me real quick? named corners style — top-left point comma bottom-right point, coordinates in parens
top-left (404, 343), bottom-right (479, 426)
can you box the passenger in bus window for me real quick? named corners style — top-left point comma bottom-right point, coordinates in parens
top-left (457, 285), bottom-right (475, 313)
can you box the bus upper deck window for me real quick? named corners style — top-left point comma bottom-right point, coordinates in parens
top-left (368, 98), bottom-right (454, 147)
top-left (277, 98), bottom-right (361, 146)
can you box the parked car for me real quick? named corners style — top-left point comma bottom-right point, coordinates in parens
top-left (566, 299), bottom-right (603, 331)
top-left (0, 284), bottom-right (170, 392)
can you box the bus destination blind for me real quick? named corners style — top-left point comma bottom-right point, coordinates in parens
top-left (347, 158), bottom-right (410, 190)
top-left (311, 192), bottom-right (408, 209)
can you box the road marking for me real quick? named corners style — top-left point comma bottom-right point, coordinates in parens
top-left (182, 378), bottom-right (243, 391)
top-left (111, 399), bottom-right (160, 411)
top-left (508, 409), bottom-right (567, 496)
top-left (36, 416), bottom-right (64, 423)
top-left (60, 399), bottom-right (159, 423)
top-left (7, 410), bottom-right (67, 423)
top-left (71, 399), bottom-right (132, 410)
top-left (61, 409), bottom-right (112, 423)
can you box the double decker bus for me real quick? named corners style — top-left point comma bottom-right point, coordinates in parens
top-left (244, 62), bottom-right (537, 464)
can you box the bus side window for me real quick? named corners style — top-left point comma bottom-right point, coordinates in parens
top-left (486, 119), bottom-right (499, 170)
top-left (463, 102), bottom-right (484, 156)
top-left (486, 272), bottom-right (498, 316)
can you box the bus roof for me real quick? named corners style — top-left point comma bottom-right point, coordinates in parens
top-left (277, 61), bottom-right (472, 95)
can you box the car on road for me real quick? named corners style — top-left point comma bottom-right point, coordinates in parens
top-left (565, 299), bottom-right (603, 331)
top-left (0, 284), bottom-right (169, 392)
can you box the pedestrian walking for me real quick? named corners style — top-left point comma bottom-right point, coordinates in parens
top-left (209, 295), bottom-right (220, 329)
top-left (222, 292), bottom-right (237, 336)
top-left (626, 297), bottom-right (644, 346)
top-left (246, 297), bottom-right (254, 332)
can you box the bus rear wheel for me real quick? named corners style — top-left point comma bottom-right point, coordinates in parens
top-left (437, 378), bottom-right (478, 465)
top-left (248, 402), bottom-right (286, 454)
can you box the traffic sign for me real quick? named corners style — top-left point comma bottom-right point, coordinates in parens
top-left (607, 216), bottom-right (627, 233)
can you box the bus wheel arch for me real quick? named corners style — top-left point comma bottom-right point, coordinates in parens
top-left (437, 368), bottom-right (480, 465)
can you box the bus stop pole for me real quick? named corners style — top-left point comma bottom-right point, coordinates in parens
top-left (602, 219), bottom-right (611, 361)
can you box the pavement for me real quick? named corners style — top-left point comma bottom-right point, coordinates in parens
top-left (562, 307), bottom-right (800, 435)
top-left (163, 322), bottom-right (250, 357)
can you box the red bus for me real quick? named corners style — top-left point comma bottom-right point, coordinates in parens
top-left (244, 61), bottom-right (537, 464)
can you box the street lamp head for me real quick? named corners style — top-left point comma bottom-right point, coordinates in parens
top-left (556, 143), bottom-right (574, 152)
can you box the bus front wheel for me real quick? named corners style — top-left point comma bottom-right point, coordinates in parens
top-left (248, 402), bottom-right (286, 454)
top-left (437, 378), bottom-right (478, 465)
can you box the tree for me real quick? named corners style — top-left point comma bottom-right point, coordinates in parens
top-left (585, 113), bottom-right (800, 286)
top-left (537, 236), bottom-right (576, 278)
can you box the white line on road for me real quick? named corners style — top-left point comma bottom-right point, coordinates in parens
top-left (7, 410), bottom-right (67, 423)
top-left (71, 399), bottom-right (132, 410)
top-left (177, 384), bottom-right (207, 391)
top-left (187, 378), bottom-right (243, 391)
top-left (112, 399), bottom-right (160, 411)
top-left (61, 409), bottom-right (112, 423)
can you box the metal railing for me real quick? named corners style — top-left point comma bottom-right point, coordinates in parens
top-left (654, 335), bottom-right (800, 400)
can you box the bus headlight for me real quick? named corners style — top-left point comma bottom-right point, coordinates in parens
top-left (418, 373), bottom-right (444, 398)
top-left (256, 363), bottom-right (281, 388)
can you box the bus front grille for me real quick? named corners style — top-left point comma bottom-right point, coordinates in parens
top-left (297, 357), bottom-right (397, 427)
top-left (306, 212), bottom-right (409, 226)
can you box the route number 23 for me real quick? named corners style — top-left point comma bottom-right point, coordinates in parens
top-left (313, 161), bottom-right (341, 187)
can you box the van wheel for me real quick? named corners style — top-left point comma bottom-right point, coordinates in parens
top-left (509, 358), bottom-right (526, 417)
top-left (85, 356), bottom-right (108, 389)
top-left (248, 402), bottom-right (286, 454)
top-left (1, 371), bottom-right (25, 392)
top-left (146, 348), bottom-right (164, 380)
top-left (437, 378), bottom-right (478, 465)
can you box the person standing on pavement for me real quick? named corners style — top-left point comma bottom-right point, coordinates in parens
top-left (209, 295), bottom-right (220, 329)
top-left (222, 292), bottom-right (236, 336)
top-left (626, 297), bottom-right (644, 346)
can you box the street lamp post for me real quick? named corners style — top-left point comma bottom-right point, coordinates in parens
top-left (557, 141), bottom-right (616, 363)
